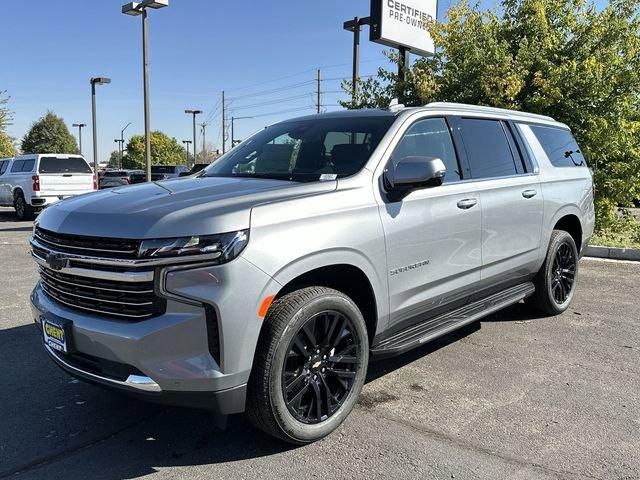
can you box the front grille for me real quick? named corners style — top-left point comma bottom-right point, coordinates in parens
top-left (34, 226), bottom-right (140, 259)
top-left (38, 267), bottom-right (164, 319)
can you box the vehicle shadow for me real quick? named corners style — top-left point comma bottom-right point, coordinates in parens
top-left (1, 303), bottom-right (538, 480)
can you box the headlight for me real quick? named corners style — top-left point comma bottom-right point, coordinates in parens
top-left (138, 230), bottom-right (249, 263)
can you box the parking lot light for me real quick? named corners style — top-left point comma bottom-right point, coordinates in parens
top-left (72, 123), bottom-right (86, 156)
top-left (122, 0), bottom-right (168, 182)
top-left (185, 110), bottom-right (202, 168)
top-left (90, 77), bottom-right (111, 187)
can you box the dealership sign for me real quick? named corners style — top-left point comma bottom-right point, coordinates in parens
top-left (369, 0), bottom-right (437, 57)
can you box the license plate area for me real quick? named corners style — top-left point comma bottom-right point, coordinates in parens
top-left (42, 316), bottom-right (73, 354)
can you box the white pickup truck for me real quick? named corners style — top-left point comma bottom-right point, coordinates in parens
top-left (0, 154), bottom-right (95, 219)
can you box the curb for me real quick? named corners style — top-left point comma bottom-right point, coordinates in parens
top-left (584, 245), bottom-right (640, 261)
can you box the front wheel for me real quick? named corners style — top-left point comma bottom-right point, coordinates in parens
top-left (246, 286), bottom-right (369, 444)
top-left (531, 230), bottom-right (579, 315)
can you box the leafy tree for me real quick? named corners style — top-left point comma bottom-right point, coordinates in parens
top-left (344, 0), bottom-right (640, 229)
top-left (0, 131), bottom-right (17, 157)
top-left (107, 150), bottom-right (121, 168)
top-left (21, 111), bottom-right (79, 154)
top-left (0, 91), bottom-right (17, 157)
top-left (122, 131), bottom-right (188, 169)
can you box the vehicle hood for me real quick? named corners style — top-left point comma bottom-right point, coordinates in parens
top-left (36, 176), bottom-right (337, 238)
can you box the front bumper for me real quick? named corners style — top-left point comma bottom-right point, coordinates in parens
top-left (31, 256), bottom-right (280, 413)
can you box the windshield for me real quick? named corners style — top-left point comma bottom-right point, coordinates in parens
top-left (202, 115), bottom-right (395, 182)
top-left (38, 157), bottom-right (92, 174)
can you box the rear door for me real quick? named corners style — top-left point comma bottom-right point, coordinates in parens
top-left (37, 156), bottom-right (94, 195)
top-left (452, 116), bottom-right (543, 287)
top-left (377, 116), bottom-right (482, 330)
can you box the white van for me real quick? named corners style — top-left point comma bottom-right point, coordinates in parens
top-left (0, 154), bottom-right (95, 219)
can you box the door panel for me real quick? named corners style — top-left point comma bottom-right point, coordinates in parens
top-left (476, 176), bottom-right (543, 284)
top-left (380, 182), bottom-right (482, 327)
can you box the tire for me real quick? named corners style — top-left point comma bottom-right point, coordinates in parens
top-left (246, 286), bottom-right (369, 444)
top-left (530, 230), bottom-right (579, 316)
top-left (13, 192), bottom-right (35, 221)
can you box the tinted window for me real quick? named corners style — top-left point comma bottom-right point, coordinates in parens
top-left (529, 125), bottom-right (586, 167)
top-left (0, 160), bottom-right (7, 175)
top-left (392, 118), bottom-right (461, 183)
top-left (104, 170), bottom-right (129, 177)
top-left (10, 160), bottom-right (24, 172)
top-left (460, 118), bottom-right (518, 179)
top-left (21, 159), bottom-right (35, 172)
top-left (203, 116), bottom-right (395, 182)
top-left (39, 157), bottom-right (92, 174)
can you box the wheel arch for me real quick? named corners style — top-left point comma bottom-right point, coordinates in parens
top-left (552, 213), bottom-right (583, 253)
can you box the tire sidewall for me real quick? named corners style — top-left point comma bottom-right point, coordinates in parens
top-left (544, 232), bottom-right (578, 313)
top-left (14, 194), bottom-right (26, 220)
top-left (267, 293), bottom-right (369, 443)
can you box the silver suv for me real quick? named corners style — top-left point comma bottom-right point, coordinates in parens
top-left (30, 102), bottom-right (594, 444)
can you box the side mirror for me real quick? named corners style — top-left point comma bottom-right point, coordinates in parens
top-left (383, 156), bottom-right (446, 201)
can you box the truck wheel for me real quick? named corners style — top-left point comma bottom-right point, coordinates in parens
top-left (246, 286), bottom-right (369, 444)
top-left (531, 230), bottom-right (578, 315)
top-left (14, 192), bottom-right (35, 221)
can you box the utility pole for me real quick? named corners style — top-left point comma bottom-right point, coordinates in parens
top-left (221, 90), bottom-right (226, 154)
top-left (199, 122), bottom-right (208, 159)
top-left (120, 122), bottom-right (131, 169)
top-left (316, 69), bottom-right (321, 114)
top-left (72, 123), bottom-right (86, 156)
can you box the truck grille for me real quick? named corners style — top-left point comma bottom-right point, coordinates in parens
top-left (34, 226), bottom-right (140, 259)
top-left (38, 267), bottom-right (163, 319)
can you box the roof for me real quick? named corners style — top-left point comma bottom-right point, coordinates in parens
top-left (275, 102), bottom-right (560, 126)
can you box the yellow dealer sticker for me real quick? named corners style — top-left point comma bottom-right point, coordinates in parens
top-left (43, 320), bottom-right (67, 353)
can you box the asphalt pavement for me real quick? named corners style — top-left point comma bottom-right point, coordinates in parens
top-left (1, 207), bottom-right (638, 480)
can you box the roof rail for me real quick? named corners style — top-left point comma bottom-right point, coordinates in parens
top-left (423, 102), bottom-right (555, 122)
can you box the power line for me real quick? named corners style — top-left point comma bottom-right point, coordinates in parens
top-left (229, 80), bottom-right (315, 101)
top-left (230, 92), bottom-right (314, 111)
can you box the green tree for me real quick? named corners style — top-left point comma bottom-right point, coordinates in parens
top-left (122, 131), bottom-right (188, 169)
top-left (345, 0), bottom-right (640, 229)
top-left (0, 91), bottom-right (17, 157)
top-left (107, 150), bottom-right (121, 168)
top-left (21, 111), bottom-right (79, 154)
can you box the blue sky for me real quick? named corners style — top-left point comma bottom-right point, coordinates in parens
top-left (1, 0), bottom-right (605, 164)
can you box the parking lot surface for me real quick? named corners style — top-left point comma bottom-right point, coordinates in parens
top-left (1, 207), bottom-right (638, 480)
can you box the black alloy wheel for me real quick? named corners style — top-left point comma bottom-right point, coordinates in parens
top-left (281, 310), bottom-right (361, 424)
top-left (550, 241), bottom-right (576, 304)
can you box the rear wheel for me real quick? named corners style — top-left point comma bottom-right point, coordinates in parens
top-left (531, 230), bottom-right (578, 315)
top-left (246, 286), bottom-right (369, 444)
top-left (13, 192), bottom-right (35, 221)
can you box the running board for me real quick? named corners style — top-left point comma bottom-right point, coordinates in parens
top-left (371, 282), bottom-right (535, 359)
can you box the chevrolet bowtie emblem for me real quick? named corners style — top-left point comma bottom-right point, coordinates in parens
top-left (45, 253), bottom-right (69, 271)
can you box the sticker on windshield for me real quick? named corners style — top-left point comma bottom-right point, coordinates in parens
top-left (319, 174), bottom-right (337, 181)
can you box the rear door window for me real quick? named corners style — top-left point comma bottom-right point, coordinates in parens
top-left (459, 118), bottom-right (519, 179)
top-left (39, 157), bottom-right (92, 174)
top-left (152, 166), bottom-right (177, 174)
top-left (0, 160), bottom-right (7, 175)
top-left (529, 125), bottom-right (586, 167)
top-left (21, 159), bottom-right (35, 172)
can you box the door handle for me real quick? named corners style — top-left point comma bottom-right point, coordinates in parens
top-left (522, 189), bottom-right (537, 199)
top-left (457, 198), bottom-right (478, 210)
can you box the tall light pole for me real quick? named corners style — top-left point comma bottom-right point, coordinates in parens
top-left (72, 123), bottom-right (86, 156)
top-left (120, 122), bottom-right (131, 168)
top-left (199, 122), bottom-right (208, 158)
top-left (122, 0), bottom-right (169, 182)
top-left (185, 109), bottom-right (202, 168)
top-left (90, 77), bottom-right (111, 187)
top-left (182, 140), bottom-right (192, 166)
top-left (114, 139), bottom-right (124, 166)
top-left (231, 116), bottom-right (253, 147)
